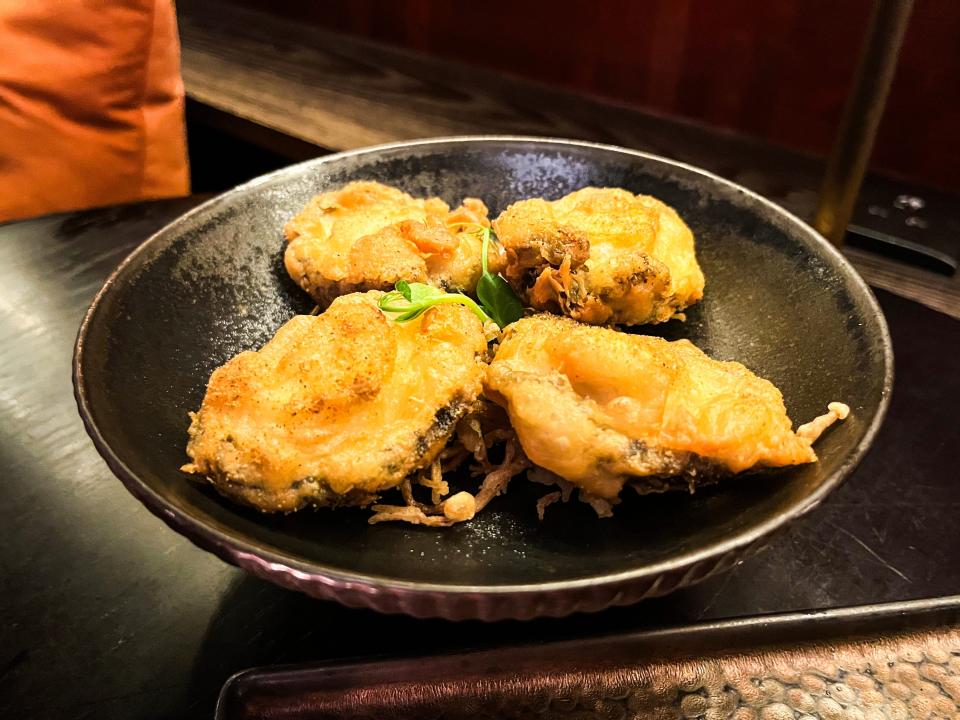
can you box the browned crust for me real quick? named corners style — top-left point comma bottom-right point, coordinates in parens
top-left (193, 393), bottom-right (481, 514)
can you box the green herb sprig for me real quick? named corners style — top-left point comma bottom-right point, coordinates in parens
top-left (473, 226), bottom-right (524, 328)
top-left (378, 280), bottom-right (491, 324)
top-left (377, 225), bottom-right (524, 329)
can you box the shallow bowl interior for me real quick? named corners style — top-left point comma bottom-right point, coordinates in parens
top-left (74, 138), bottom-right (891, 612)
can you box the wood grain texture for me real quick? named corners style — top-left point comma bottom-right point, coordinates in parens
top-left (178, 0), bottom-right (959, 319)
top-left (177, 0), bottom-right (827, 193)
top-left (845, 246), bottom-right (960, 320)
top-left (225, 0), bottom-right (960, 193)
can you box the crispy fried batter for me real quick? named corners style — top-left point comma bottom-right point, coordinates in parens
top-left (188, 182), bottom-right (842, 526)
top-left (181, 291), bottom-right (488, 512)
top-left (492, 187), bottom-right (704, 325)
top-left (486, 315), bottom-right (846, 507)
top-left (284, 181), bottom-right (498, 305)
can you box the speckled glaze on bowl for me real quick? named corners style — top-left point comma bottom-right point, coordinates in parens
top-left (73, 137), bottom-right (892, 621)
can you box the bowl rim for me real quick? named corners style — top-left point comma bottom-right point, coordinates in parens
top-left (73, 135), bottom-right (894, 600)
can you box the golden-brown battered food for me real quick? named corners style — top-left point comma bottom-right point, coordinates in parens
top-left (284, 181), bottom-right (499, 306)
top-left (486, 315), bottom-right (847, 514)
top-left (492, 187), bottom-right (704, 325)
top-left (181, 291), bottom-right (488, 513)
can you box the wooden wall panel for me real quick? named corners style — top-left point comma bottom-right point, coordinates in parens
top-left (229, 0), bottom-right (960, 191)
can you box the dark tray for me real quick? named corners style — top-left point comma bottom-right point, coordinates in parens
top-left (218, 596), bottom-right (960, 719)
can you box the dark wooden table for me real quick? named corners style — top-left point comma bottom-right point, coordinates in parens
top-left (0, 197), bottom-right (958, 719)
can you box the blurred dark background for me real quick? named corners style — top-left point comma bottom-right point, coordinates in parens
top-left (219, 0), bottom-right (958, 192)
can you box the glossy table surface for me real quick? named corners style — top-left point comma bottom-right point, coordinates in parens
top-left (0, 197), bottom-right (958, 719)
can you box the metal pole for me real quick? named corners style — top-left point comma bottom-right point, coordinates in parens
top-left (813, 0), bottom-right (914, 246)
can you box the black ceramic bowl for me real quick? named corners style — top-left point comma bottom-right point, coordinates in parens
top-left (74, 137), bottom-right (892, 620)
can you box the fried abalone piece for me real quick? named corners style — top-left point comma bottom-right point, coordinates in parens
top-left (181, 291), bottom-right (488, 512)
top-left (492, 187), bottom-right (704, 325)
top-left (284, 181), bottom-right (498, 305)
top-left (485, 314), bottom-right (847, 509)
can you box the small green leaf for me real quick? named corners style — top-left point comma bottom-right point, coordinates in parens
top-left (477, 272), bottom-right (524, 328)
top-left (474, 226), bottom-right (525, 328)
top-left (378, 282), bottom-right (491, 325)
top-left (377, 290), bottom-right (412, 313)
top-left (405, 282), bottom-right (445, 304)
top-left (378, 222), bottom-right (527, 333)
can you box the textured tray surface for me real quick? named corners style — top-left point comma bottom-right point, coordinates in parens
top-left (218, 600), bottom-right (960, 719)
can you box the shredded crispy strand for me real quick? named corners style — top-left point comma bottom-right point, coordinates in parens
top-left (458, 416), bottom-right (489, 467)
top-left (418, 458), bottom-right (450, 505)
top-left (536, 491), bottom-right (562, 521)
top-left (530, 268), bottom-right (560, 310)
top-left (432, 459), bottom-right (445, 489)
top-left (474, 436), bottom-right (529, 512)
top-left (368, 504), bottom-right (452, 527)
top-left (439, 446), bottom-right (470, 474)
top-left (484, 429), bottom-right (514, 445)
top-left (528, 467), bottom-right (606, 517)
top-left (797, 402), bottom-right (851, 443)
top-left (399, 476), bottom-right (417, 507)
top-left (581, 493), bottom-right (616, 519)
top-left (528, 467), bottom-right (575, 501)
top-left (368, 426), bottom-right (529, 527)
top-left (527, 467), bottom-right (557, 486)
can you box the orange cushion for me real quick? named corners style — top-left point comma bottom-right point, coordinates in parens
top-left (0, 0), bottom-right (189, 223)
